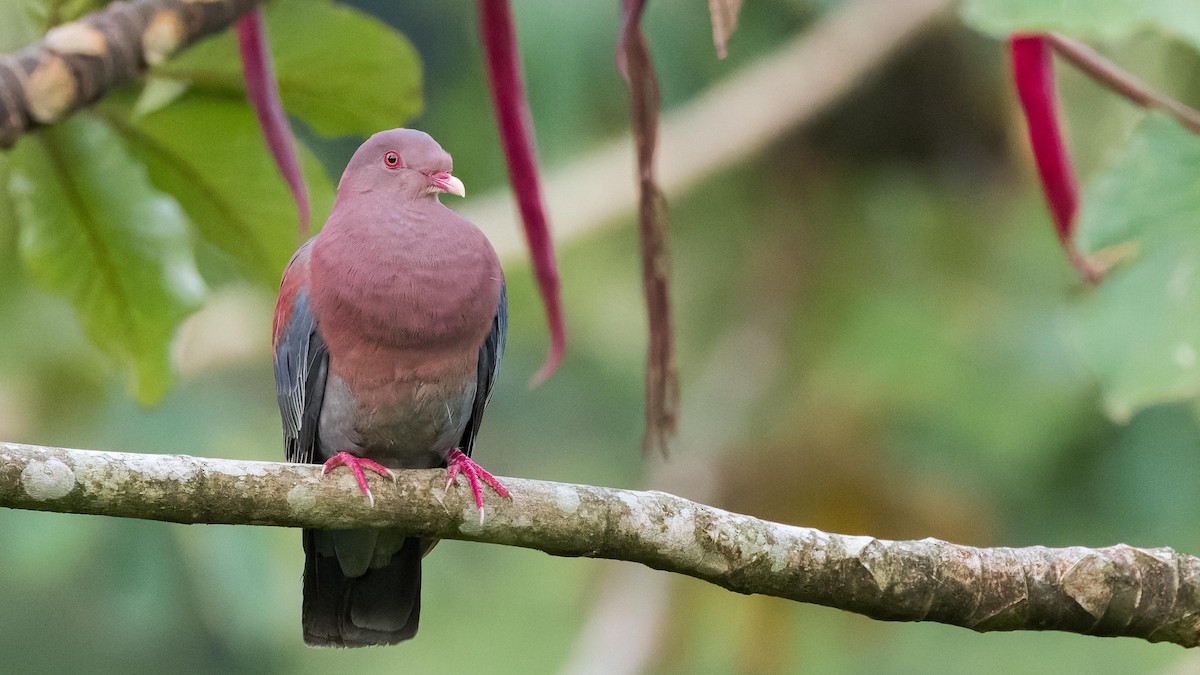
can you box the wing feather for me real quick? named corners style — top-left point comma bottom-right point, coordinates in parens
top-left (459, 284), bottom-right (507, 457)
top-left (273, 241), bottom-right (329, 465)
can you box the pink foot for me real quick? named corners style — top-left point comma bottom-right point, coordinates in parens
top-left (445, 449), bottom-right (511, 522)
top-left (322, 452), bottom-right (395, 508)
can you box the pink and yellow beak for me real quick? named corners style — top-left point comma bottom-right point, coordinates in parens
top-left (429, 171), bottom-right (466, 198)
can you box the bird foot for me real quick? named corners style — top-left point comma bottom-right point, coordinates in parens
top-left (321, 452), bottom-right (396, 508)
top-left (445, 449), bottom-right (511, 522)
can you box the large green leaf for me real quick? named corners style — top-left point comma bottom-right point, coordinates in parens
top-left (157, 0), bottom-right (422, 137)
top-left (0, 0), bottom-right (38, 52)
top-left (962, 0), bottom-right (1200, 51)
top-left (1067, 114), bottom-right (1200, 421)
top-left (6, 116), bottom-right (205, 403)
top-left (98, 96), bottom-right (335, 286)
top-left (0, 157), bottom-right (15, 256)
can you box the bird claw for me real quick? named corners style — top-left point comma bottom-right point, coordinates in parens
top-left (322, 452), bottom-right (396, 508)
top-left (445, 449), bottom-right (511, 523)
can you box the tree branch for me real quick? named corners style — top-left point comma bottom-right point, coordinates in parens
top-left (1, 441), bottom-right (1198, 647)
top-left (0, 0), bottom-right (260, 148)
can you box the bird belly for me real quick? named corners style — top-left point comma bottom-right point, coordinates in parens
top-left (317, 372), bottom-right (476, 469)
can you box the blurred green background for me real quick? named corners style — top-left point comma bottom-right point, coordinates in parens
top-left (1, 0), bottom-right (1200, 672)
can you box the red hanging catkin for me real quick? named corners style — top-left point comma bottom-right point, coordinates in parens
top-left (1009, 34), bottom-right (1098, 284)
top-left (478, 0), bottom-right (566, 385)
top-left (238, 8), bottom-right (310, 236)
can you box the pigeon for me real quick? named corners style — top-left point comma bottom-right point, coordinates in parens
top-left (272, 128), bottom-right (509, 647)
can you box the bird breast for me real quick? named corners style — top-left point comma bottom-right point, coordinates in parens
top-left (308, 207), bottom-right (503, 395)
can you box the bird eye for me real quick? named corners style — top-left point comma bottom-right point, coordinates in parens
top-left (383, 151), bottom-right (401, 168)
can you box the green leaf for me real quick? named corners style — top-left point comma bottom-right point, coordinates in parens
top-left (0, 156), bottom-right (15, 241)
top-left (132, 77), bottom-right (189, 120)
top-left (1067, 114), bottom-right (1200, 421)
top-left (158, 0), bottom-right (423, 137)
top-left (0, 157), bottom-right (21, 300)
top-left (962, 0), bottom-right (1200, 51)
top-left (6, 116), bottom-right (206, 403)
top-left (98, 95), bottom-right (335, 286)
top-left (0, 0), bottom-right (38, 52)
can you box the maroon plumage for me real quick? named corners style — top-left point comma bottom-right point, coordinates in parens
top-left (272, 129), bottom-right (509, 647)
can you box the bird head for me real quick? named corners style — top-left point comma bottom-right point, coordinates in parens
top-left (336, 128), bottom-right (466, 201)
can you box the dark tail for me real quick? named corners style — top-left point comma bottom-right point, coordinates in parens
top-left (301, 531), bottom-right (422, 647)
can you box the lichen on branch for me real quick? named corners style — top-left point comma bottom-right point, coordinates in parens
top-left (0, 0), bottom-right (261, 148)
top-left (1, 441), bottom-right (1197, 647)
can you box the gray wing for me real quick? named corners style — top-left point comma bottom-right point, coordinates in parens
top-left (458, 284), bottom-right (507, 458)
top-left (274, 288), bottom-right (329, 465)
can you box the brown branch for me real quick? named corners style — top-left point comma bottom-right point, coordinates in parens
top-left (1, 441), bottom-right (1198, 647)
top-left (0, 0), bottom-right (260, 148)
top-left (1047, 33), bottom-right (1200, 136)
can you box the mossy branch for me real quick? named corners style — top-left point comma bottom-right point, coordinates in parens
top-left (1, 441), bottom-right (1197, 647)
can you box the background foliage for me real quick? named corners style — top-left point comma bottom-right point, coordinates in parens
top-left (0, 0), bottom-right (1199, 672)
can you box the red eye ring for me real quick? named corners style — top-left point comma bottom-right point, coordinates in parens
top-left (383, 151), bottom-right (401, 168)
